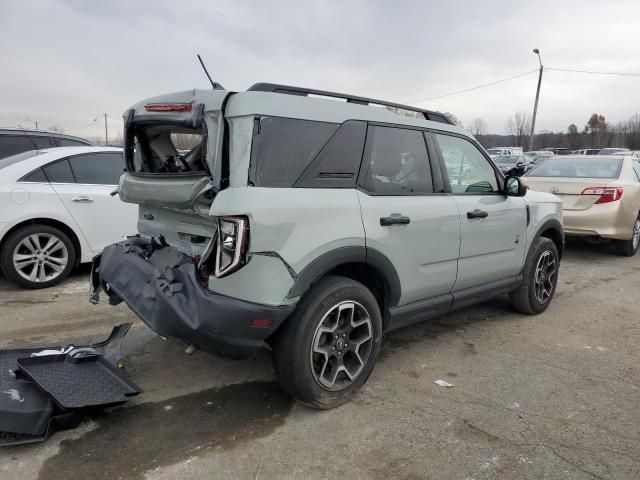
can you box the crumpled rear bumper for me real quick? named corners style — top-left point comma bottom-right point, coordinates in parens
top-left (90, 239), bottom-right (294, 359)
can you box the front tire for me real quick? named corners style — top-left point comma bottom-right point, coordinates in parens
top-left (613, 216), bottom-right (640, 257)
top-left (272, 275), bottom-right (382, 409)
top-left (510, 237), bottom-right (559, 315)
top-left (0, 224), bottom-right (75, 289)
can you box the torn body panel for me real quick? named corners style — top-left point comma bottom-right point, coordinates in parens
top-left (91, 239), bottom-right (295, 359)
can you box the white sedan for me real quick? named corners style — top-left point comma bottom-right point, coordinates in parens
top-left (0, 147), bottom-right (138, 288)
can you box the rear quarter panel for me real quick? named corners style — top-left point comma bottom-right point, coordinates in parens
top-left (208, 187), bottom-right (365, 305)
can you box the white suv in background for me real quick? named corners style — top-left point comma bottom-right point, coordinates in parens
top-left (0, 147), bottom-right (138, 288)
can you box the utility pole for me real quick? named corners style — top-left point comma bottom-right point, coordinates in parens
top-left (95, 114), bottom-right (108, 145)
top-left (528, 49), bottom-right (543, 152)
top-left (25, 118), bottom-right (38, 130)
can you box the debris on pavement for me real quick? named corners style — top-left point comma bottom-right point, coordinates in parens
top-left (434, 379), bottom-right (454, 388)
top-left (0, 323), bottom-right (139, 446)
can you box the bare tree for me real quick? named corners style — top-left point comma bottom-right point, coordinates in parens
top-left (505, 111), bottom-right (532, 147)
top-left (443, 112), bottom-right (462, 127)
top-left (48, 125), bottom-right (65, 133)
top-left (470, 117), bottom-right (487, 136)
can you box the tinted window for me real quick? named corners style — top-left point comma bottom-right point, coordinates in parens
top-left (56, 138), bottom-right (89, 147)
top-left (361, 126), bottom-right (432, 194)
top-left (21, 168), bottom-right (48, 182)
top-left (435, 133), bottom-right (499, 193)
top-left (0, 135), bottom-right (35, 159)
top-left (43, 159), bottom-right (74, 183)
top-left (295, 120), bottom-right (367, 188)
top-left (250, 117), bottom-right (338, 187)
top-left (31, 136), bottom-right (54, 149)
top-left (68, 152), bottom-right (125, 184)
top-left (527, 158), bottom-right (622, 179)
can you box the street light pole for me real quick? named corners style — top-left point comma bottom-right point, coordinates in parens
top-left (528, 49), bottom-right (543, 152)
top-left (95, 114), bottom-right (108, 146)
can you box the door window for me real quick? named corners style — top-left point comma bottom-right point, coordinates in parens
top-left (68, 152), bottom-right (125, 185)
top-left (435, 133), bottom-right (499, 194)
top-left (361, 125), bottom-right (433, 194)
top-left (56, 138), bottom-right (89, 147)
top-left (0, 135), bottom-right (35, 158)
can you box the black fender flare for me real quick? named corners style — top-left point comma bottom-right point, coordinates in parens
top-left (288, 246), bottom-right (402, 308)
top-left (530, 218), bottom-right (564, 258)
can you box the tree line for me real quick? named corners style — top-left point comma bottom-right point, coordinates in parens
top-left (444, 112), bottom-right (640, 151)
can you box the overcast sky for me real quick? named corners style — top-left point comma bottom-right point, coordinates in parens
top-left (2, 0), bottom-right (639, 140)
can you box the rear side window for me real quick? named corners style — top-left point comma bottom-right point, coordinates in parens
top-left (43, 159), bottom-right (74, 183)
top-left (249, 117), bottom-right (338, 187)
top-left (21, 168), bottom-right (47, 182)
top-left (68, 152), bottom-right (125, 184)
top-left (0, 135), bottom-right (35, 159)
top-left (632, 160), bottom-right (640, 182)
top-left (360, 125), bottom-right (433, 195)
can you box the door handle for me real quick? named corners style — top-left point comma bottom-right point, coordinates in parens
top-left (467, 209), bottom-right (488, 219)
top-left (71, 196), bottom-right (94, 203)
top-left (380, 214), bottom-right (411, 226)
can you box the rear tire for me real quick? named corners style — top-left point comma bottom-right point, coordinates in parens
top-left (613, 216), bottom-right (640, 257)
top-left (272, 275), bottom-right (382, 409)
top-left (510, 237), bottom-right (559, 315)
top-left (0, 224), bottom-right (76, 289)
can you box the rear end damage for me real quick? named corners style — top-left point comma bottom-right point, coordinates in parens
top-left (90, 238), bottom-right (294, 359)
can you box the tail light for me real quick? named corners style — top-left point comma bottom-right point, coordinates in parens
top-left (214, 216), bottom-right (249, 278)
top-left (144, 103), bottom-right (193, 112)
top-left (581, 187), bottom-right (623, 204)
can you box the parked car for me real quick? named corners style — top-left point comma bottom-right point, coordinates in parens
top-left (486, 147), bottom-right (522, 157)
top-left (0, 147), bottom-right (138, 288)
top-left (573, 149), bottom-right (600, 156)
top-left (90, 83), bottom-right (563, 409)
top-left (0, 128), bottom-right (92, 160)
top-left (524, 150), bottom-right (555, 158)
top-left (493, 154), bottom-right (530, 176)
top-left (597, 148), bottom-right (629, 156)
top-left (612, 150), bottom-right (640, 159)
top-left (525, 155), bottom-right (640, 256)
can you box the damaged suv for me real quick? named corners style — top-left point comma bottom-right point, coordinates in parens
top-left (91, 83), bottom-right (564, 409)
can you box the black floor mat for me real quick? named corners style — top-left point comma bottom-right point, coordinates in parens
top-left (17, 354), bottom-right (140, 410)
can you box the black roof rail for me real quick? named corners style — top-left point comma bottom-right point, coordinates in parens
top-left (247, 83), bottom-right (452, 125)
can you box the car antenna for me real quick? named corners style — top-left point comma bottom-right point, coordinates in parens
top-left (197, 54), bottom-right (224, 90)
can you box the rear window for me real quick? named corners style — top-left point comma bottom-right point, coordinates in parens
top-left (128, 125), bottom-right (205, 174)
top-left (0, 150), bottom-right (41, 169)
top-left (249, 117), bottom-right (338, 187)
top-left (527, 158), bottom-right (623, 179)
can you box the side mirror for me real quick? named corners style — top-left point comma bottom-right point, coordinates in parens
top-left (505, 176), bottom-right (528, 197)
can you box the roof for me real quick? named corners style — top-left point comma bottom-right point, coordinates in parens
top-left (0, 128), bottom-right (91, 143)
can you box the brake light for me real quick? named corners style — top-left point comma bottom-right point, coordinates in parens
top-left (214, 216), bottom-right (249, 278)
top-left (144, 103), bottom-right (193, 112)
top-left (581, 186), bottom-right (624, 204)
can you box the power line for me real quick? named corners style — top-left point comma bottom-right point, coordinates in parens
top-left (546, 67), bottom-right (640, 77)
top-left (408, 69), bottom-right (538, 104)
top-left (64, 120), bottom-right (97, 132)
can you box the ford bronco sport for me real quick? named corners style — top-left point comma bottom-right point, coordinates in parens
top-left (90, 83), bottom-right (564, 409)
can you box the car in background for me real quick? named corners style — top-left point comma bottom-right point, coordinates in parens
top-left (573, 149), bottom-right (600, 156)
top-left (493, 154), bottom-right (530, 176)
top-left (612, 150), bottom-right (640, 159)
top-left (597, 148), bottom-right (629, 156)
top-left (0, 128), bottom-right (92, 160)
top-left (524, 150), bottom-right (555, 158)
top-left (0, 147), bottom-right (138, 288)
top-left (525, 155), bottom-right (640, 256)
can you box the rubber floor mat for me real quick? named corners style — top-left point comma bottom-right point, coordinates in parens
top-left (17, 354), bottom-right (140, 410)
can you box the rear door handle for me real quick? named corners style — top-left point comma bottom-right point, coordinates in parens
top-left (380, 214), bottom-right (411, 226)
top-left (467, 209), bottom-right (488, 219)
top-left (71, 196), bottom-right (94, 203)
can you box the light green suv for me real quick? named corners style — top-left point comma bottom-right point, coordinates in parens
top-left (91, 83), bottom-right (564, 409)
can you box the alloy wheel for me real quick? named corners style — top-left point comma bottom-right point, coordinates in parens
top-left (12, 233), bottom-right (69, 283)
top-left (310, 301), bottom-right (374, 391)
top-left (534, 250), bottom-right (556, 304)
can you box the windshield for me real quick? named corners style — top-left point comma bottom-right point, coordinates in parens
top-left (128, 124), bottom-right (205, 174)
top-left (526, 157), bottom-right (623, 178)
top-left (0, 150), bottom-right (42, 170)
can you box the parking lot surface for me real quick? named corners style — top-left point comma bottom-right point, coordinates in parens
top-left (0, 242), bottom-right (639, 480)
